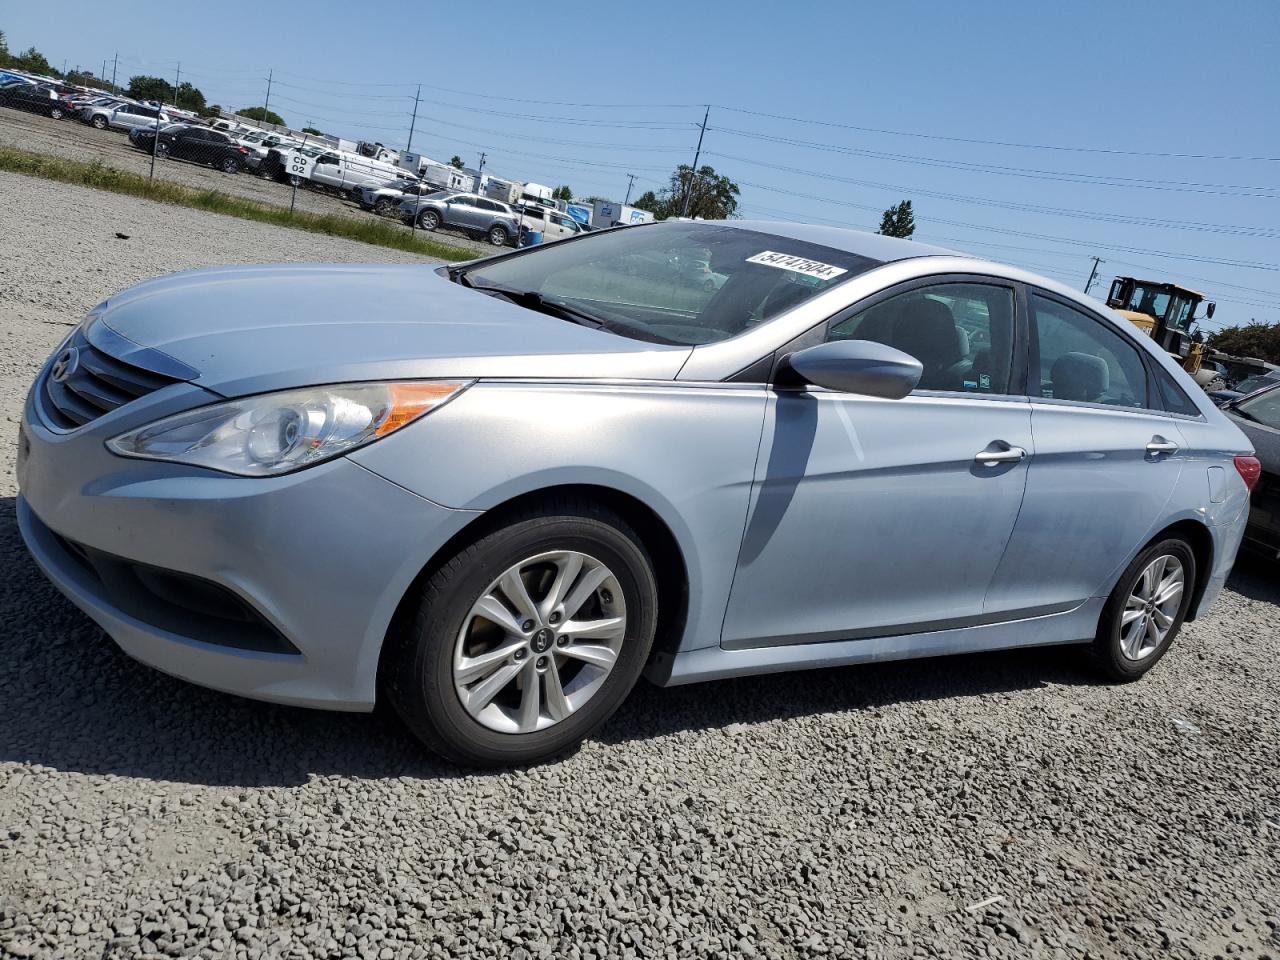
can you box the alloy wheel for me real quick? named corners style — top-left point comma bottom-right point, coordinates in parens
top-left (1119, 554), bottom-right (1184, 661)
top-left (453, 550), bottom-right (627, 734)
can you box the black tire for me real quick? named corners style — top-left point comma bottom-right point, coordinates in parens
top-left (373, 198), bottom-right (395, 216)
top-left (154, 141), bottom-right (170, 159)
top-left (49, 106), bottom-right (64, 121)
top-left (488, 225), bottom-right (510, 247)
top-left (384, 500), bottom-right (658, 767)
top-left (219, 156), bottom-right (239, 174)
top-left (91, 114), bottom-right (108, 130)
top-left (417, 209), bottom-right (441, 231)
top-left (1088, 537), bottom-right (1196, 681)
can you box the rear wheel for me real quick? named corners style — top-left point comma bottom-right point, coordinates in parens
top-left (219, 156), bottom-right (239, 174)
top-left (154, 141), bottom-right (170, 159)
top-left (373, 198), bottom-right (396, 216)
top-left (1088, 538), bottom-right (1196, 681)
top-left (384, 501), bottom-right (658, 766)
top-left (91, 114), bottom-right (108, 130)
top-left (49, 106), bottom-right (64, 120)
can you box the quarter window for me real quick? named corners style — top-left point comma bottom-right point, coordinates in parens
top-left (827, 282), bottom-right (1016, 394)
top-left (1031, 294), bottom-right (1148, 408)
top-left (1151, 363), bottom-right (1203, 417)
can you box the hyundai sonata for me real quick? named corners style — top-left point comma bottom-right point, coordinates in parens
top-left (17, 221), bottom-right (1258, 765)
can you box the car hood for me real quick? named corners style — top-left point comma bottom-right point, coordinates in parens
top-left (91, 263), bottom-right (691, 396)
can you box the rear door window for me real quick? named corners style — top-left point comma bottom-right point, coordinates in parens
top-left (1030, 293), bottom-right (1149, 409)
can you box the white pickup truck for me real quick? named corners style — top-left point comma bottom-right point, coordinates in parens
top-left (263, 145), bottom-right (417, 197)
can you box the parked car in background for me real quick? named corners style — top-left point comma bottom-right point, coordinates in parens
top-left (1208, 370), bottom-right (1280, 407)
top-left (401, 191), bottom-right (521, 246)
top-left (107, 102), bottom-right (171, 133)
top-left (1221, 383), bottom-right (1280, 558)
top-left (77, 96), bottom-right (126, 125)
top-left (0, 82), bottom-right (74, 120)
top-left (16, 221), bottom-right (1258, 766)
top-left (513, 204), bottom-right (588, 244)
top-left (129, 124), bottom-right (249, 174)
top-left (358, 179), bottom-right (434, 216)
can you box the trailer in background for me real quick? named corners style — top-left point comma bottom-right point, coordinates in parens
top-left (592, 201), bottom-right (654, 229)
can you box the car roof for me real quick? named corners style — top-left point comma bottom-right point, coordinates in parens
top-left (714, 219), bottom-right (964, 263)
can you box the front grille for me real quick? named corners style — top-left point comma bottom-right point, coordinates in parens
top-left (42, 327), bottom-right (180, 430)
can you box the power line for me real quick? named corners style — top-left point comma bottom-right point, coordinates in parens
top-left (712, 151), bottom-right (1280, 239)
top-left (709, 126), bottom-right (1280, 199)
top-left (712, 104), bottom-right (1280, 163)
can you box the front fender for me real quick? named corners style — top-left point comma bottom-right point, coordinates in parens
top-left (350, 380), bottom-right (769, 654)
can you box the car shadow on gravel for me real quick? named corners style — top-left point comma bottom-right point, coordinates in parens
top-left (3, 493), bottom-right (1277, 786)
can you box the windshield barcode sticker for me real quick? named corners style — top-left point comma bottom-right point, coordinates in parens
top-left (745, 251), bottom-right (848, 281)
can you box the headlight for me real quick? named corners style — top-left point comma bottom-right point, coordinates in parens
top-left (107, 381), bottom-right (470, 477)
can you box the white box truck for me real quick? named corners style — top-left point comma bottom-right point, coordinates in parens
top-left (592, 201), bottom-right (655, 229)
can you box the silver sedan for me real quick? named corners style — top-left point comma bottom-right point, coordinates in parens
top-left (17, 221), bottom-right (1257, 765)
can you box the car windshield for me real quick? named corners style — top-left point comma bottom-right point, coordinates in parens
top-left (461, 222), bottom-right (880, 346)
top-left (1235, 374), bottom-right (1277, 394)
top-left (1234, 385), bottom-right (1280, 429)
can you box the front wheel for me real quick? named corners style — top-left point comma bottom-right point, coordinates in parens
top-left (91, 114), bottom-right (108, 130)
top-left (49, 106), bottom-right (64, 120)
top-left (384, 502), bottom-right (658, 766)
top-left (488, 225), bottom-right (510, 247)
top-left (1088, 538), bottom-right (1196, 681)
top-left (219, 157), bottom-right (239, 174)
top-left (154, 141), bottom-right (170, 159)
top-left (417, 210), bottom-right (441, 231)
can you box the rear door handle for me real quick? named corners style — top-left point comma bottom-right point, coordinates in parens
top-left (1146, 437), bottom-right (1180, 457)
top-left (974, 444), bottom-right (1027, 466)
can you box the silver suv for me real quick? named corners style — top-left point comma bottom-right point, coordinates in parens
top-left (400, 191), bottom-right (520, 247)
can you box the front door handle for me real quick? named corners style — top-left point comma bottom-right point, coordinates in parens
top-left (1146, 437), bottom-right (1180, 457)
top-left (974, 444), bottom-right (1027, 467)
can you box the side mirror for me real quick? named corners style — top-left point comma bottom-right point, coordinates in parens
top-left (783, 339), bottom-right (923, 399)
top-left (1206, 302), bottom-right (1216, 319)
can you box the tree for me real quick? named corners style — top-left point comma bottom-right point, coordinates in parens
top-left (633, 164), bottom-right (740, 221)
top-left (14, 46), bottom-right (55, 77)
top-left (551, 185), bottom-right (573, 201)
top-left (1207, 322), bottom-right (1280, 365)
top-left (174, 81), bottom-right (206, 112)
top-left (301, 126), bottom-right (325, 136)
top-left (449, 155), bottom-right (465, 169)
top-left (199, 103), bottom-right (223, 119)
top-left (237, 106), bottom-right (285, 126)
top-left (877, 200), bottom-right (916, 239)
top-left (127, 75), bottom-right (172, 103)
top-left (0, 31), bottom-right (11, 69)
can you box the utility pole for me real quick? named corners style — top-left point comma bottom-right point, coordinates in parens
top-left (110, 52), bottom-right (118, 91)
top-left (623, 173), bottom-right (637, 206)
top-left (679, 106), bottom-right (710, 219)
top-left (477, 151), bottom-right (486, 179)
top-left (173, 62), bottom-right (180, 110)
top-left (406, 84), bottom-right (421, 153)
top-left (1084, 256), bottom-right (1105, 295)
top-left (101, 59), bottom-right (108, 86)
top-left (262, 68), bottom-right (273, 128)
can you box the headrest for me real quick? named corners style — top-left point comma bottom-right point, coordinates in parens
top-left (1051, 351), bottom-right (1109, 403)
top-left (892, 298), bottom-right (962, 368)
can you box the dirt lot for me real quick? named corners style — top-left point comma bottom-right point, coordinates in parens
top-left (0, 106), bottom-right (494, 257)
top-left (1, 170), bottom-right (1279, 960)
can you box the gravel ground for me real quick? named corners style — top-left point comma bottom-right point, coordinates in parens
top-left (0, 106), bottom-right (496, 257)
top-left (2, 170), bottom-right (1280, 960)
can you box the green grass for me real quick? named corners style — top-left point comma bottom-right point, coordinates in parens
top-left (0, 145), bottom-right (473, 261)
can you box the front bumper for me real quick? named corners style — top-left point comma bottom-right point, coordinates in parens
top-left (17, 379), bottom-right (479, 710)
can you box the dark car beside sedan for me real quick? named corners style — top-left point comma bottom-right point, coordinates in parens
top-left (0, 81), bottom-right (76, 120)
top-left (130, 124), bottom-right (249, 174)
top-left (1223, 383), bottom-right (1280, 558)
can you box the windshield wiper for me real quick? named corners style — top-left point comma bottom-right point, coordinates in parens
top-left (464, 282), bottom-right (608, 331)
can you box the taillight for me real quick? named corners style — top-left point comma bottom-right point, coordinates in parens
top-left (1234, 455), bottom-right (1262, 491)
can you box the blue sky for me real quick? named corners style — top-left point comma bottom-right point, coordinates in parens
top-left (8, 0), bottom-right (1279, 329)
